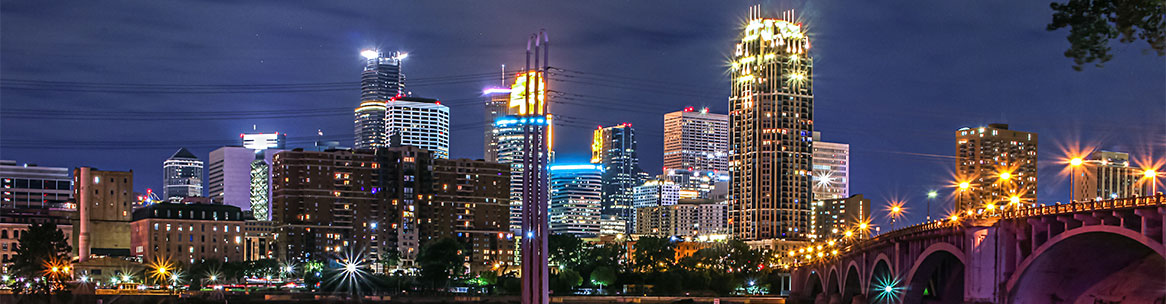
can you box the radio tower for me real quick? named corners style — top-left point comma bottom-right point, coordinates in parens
top-left (520, 30), bottom-right (551, 304)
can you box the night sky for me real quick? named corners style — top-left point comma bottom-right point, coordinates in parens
top-left (2, 1), bottom-right (1163, 228)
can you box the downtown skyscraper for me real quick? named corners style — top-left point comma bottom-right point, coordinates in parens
top-left (355, 49), bottom-right (406, 150)
top-left (163, 148), bottom-right (203, 200)
top-left (729, 7), bottom-right (814, 241)
top-left (664, 107), bottom-right (729, 173)
top-left (812, 131), bottom-right (849, 201)
top-left (548, 164), bottom-right (603, 237)
top-left (591, 123), bottom-right (645, 234)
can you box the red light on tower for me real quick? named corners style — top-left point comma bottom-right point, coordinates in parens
top-left (683, 106), bottom-right (695, 112)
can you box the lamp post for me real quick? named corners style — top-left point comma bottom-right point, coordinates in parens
top-left (926, 190), bottom-right (938, 221)
top-left (1144, 169), bottom-right (1159, 195)
top-left (1070, 157), bottom-right (1084, 202)
top-left (957, 181), bottom-right (970, 213)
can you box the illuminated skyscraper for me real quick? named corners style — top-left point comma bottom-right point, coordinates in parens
top-left (209, 133), bottom-right (282, 218)
top-left (483, 86), bottom-right (512, 162)
top-left (493, 71), bottom-right (552, 233)
top-left (385, 96), bottom-right (450, 159)
top-left (163, 148), bottom-right (203, 199)
top-left (664, 107), bottom-right (729, 172)
top-left (549, 164), bottom-right (603, 237)
top-left (812, 132), bottom-right (849, 201)
top-left (729, 7), bottom-right (814, 241)
top-left (355, 49), bottom-right (407, 150)
top-left (955, 123), bottom-right (1038, 210)
top-left (592, 124), bottom-right (644, 234)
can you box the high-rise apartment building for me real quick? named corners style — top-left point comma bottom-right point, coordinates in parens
top-left (270, 149), bottom-right (381, 263)
top-left (1071, 151), bottom-right (1145, 201)
top-left (810, 194), bottom-right (870, 240)
top-left (385, 96), bottom-right (450, 159)
top-left (592, 124), bottom-right (644, 234)
top-left (355, 49), bottom-right (406, 150)
top-left (663, 107), bottom-right (730, 172)
top-left (74, 167), bottom-right (134, 261)
top-left (426, 155), bottom-right (513, 274)
top-left (271, 147), bottom-right (512, 273)
top-left (955, 123), bottom-right (1038, 210)
top-left (729, 7), bottom-right (814, 240)
top-left (811, 132), bottom-right (849, 201)
top-left (163, 148), bottom-right (203, 200)
top-left (548, 164), bottom-right (603, 237)
top-left (130, 202), bottom-right (245, 265)
top-left (483, 87), bottom-right (513, 162)
top-left (661, 168), bottom-right (730, 201)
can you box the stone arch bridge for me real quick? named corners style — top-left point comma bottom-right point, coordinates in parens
top-left (790, 194), bottom-right (1165, 304)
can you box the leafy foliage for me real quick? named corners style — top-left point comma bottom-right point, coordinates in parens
top-left (9, 223), bottom-right (72, 294)
top-left (1047, 0), bottom-right (1165, 70)
top-left (416, 237), bottom-right (465, 290)
top-left (631, 236), bottom-right (675, 272)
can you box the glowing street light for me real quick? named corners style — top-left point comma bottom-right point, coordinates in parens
top-left (1069, 157), bottom-right (1085, 202)
top-left (1144, 169), bottom-right (1159, 194)
top-left (345, 262), bottom-right (357, 273)
top-left (926, 190), bottom-right (938, 221)
top-left (999, 172), bottom-right (1012, 181)
top-left (1009, 196), bottom-right (1021, 205)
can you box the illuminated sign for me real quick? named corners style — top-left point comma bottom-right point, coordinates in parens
top-left (242, 133), bottom-right (284, 150)
top-left (509, 71), bottom-right (545, 115)
top-left (591, 128), bottom-right (603, 163)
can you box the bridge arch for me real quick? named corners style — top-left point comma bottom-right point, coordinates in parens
top-left (841, 264), bottom-right (863, 304)
top-left (826, 267), bottom-right (840, 295)
top-left (902, 242), bottom-right (966, 303)
top-left (866, 258), bottom-right (895, 304)
top-left (804, 271), bottom-right (826, 300)
top-left (1006, 225), bottom-right (1166, 303)
top-left (867, 252), bottom-right (892, 289)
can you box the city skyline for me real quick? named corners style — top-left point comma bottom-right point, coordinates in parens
top-left (2, 1), bottom-right (1162, 232)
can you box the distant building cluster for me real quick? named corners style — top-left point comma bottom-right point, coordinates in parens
top-left (3, 7), bottom-right (1161, 290)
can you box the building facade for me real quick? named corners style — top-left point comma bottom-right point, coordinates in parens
top-left (635, 199), bottom-right (727, 239)
top-left (271, 149), bottom-right (381, 263)
top-left (810, 194), bottom-right (870, 240)
top-left (427, 156), bottom-right (514, 274)
top-left (74, 167), bottom-right (134, 260)
top-left (385, 96), bottom-right (450, 159)
top-left (592, 124), bottom-right (644, 234)
top-left (162, 148), bottom-right (203, 200)
top-left (729, 7), bottom-right (815, 241)
top-left (355, 49), bottom-right (406, 150)
top-left (130, 202), bottom-right (246, 265)
top-left (1, 160), bottom-right (72, 210)
top-left (663, 108), bottom-right (730, 172)
top-left (1071, 151), bottom-right (1145, 201)
top-left (208, 146), bottom-right (280, 218)
top-left (483, 87), bottom-right (513, 162)
top-left (955, 123), bottom-right (1038, 210)
top-left (243, 217), bottom-right (275, 261)
top-left (811, 132), bottom-right (849, 201)
top-left (548, 164), bottom-right (603, 237)
top-left (493, 115), bottom-right (551, 233)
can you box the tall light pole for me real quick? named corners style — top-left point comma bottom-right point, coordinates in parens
top-left (926, 190), bottom-right (938, 221)
top-left (1145, 169), bottom-right (1159, 195)
top-left (1070, 157), bottom-right (1084, 202)
top-left (957, 181), bottom-right (970, 213)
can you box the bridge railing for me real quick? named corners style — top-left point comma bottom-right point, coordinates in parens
top-left (1001, 194), bottom-right (1163, 219)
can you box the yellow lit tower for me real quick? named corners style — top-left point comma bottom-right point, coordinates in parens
top-left (729, 6), bottom-right (814, 241)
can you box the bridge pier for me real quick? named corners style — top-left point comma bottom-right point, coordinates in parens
top-left (963, 221), bottom-right (997, 303)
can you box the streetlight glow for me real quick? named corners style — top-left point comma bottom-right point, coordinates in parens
top-left (999, 172), bottom-right (1012, 180)
top-left (927, 190), bottom-right (938, 198)
top-left (959, 182), bottom-right (970, 190)
top-left (1145, 169), bottom-right (1158, 179)
top-left (1070, 157), bottom-right (1084, 167)
top-left (1010, 196), bottom-right (1021, 205)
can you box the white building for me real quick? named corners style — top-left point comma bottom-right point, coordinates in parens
top-left (663, 108), bottom-right (729, 173)
top-left (386, 96), bottom-right (450, 159)
top-left (208, 147), bottom-right (280, 218)
top-left (549, 164), bottom-right (603, 237)
top-left (812, 132), bottom-right (849, 201)
top-left (635, 199), bottom-right (727, 238)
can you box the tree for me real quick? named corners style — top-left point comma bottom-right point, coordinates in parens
top-left (553, 269), bottom-right (582, 294)
top-left (632, 237), bottom-right (675, 272)
top-left (548, 234), bottom-right (584, 269)
top-left (416, 237), bottom-right (465, 290)
top-left (9, 223), bottom-right (72, 294)
top-left (1047, 0), bottom-right (1164, 70)
top-left (589, 266), bottom-right (617, 292)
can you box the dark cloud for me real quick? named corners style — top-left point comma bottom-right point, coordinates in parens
top-left (2, 0), bottom-right (1162, 228)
